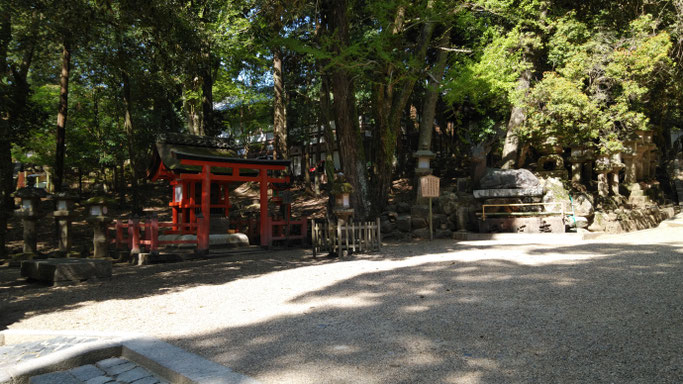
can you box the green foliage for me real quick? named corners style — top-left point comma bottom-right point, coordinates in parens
top-left (521, 14), bottom-right (673, 154)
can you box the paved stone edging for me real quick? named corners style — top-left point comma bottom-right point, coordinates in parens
top-left (0, 331), bottom-right (260, 384)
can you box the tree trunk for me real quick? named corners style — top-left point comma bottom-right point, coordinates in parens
top-left (273, 46), bottom-right (287, 159)
top-left (321, 0), bottom-right (370, 217)
top-left (122, 71), bottom-right (141, 214)
top-left (418, 33), bottom-right (450, 152)
top-left (0, 6), bottom-right (12, 259)
top-left (500, 70), bottom-right (531, 169)
top-left (54, 39), bottom-right (71, 192)
top-left (201, 49), bottom-right (214, 136)
top-left (371, 2), bottom-right (436, 213)
top-left (184, 80), bottom-right (203, 136)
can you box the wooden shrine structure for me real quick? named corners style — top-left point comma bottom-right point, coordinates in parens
top-left (148, 133), bottom-right (297, 249)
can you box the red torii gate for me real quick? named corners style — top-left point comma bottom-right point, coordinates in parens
top-left (148, 135), bottom-right (291, 249)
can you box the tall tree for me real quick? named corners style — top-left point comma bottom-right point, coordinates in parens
top-left (320, 0), bottom-right (370, 216)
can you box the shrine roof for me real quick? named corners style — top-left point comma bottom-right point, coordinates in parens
top-left (149, 134), bottom-right (290, 180)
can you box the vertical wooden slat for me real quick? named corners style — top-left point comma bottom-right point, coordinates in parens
top-left (337, 219), bottom-right (342, 256)
top-left (312, 221), bottom-right (317, 257)
top-left (361, 221), bottom-right (366, 252)
top-left (376, 217), bottom-right (381, 250)
top-left (351, 221), bottom-right (356, 252)
top-left (344, 220), bottom-right (349, 253)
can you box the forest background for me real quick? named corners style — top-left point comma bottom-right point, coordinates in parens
top-left (1, 0), bottom-right (682, 257)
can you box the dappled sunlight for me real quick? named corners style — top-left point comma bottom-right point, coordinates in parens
top-left (3, 234), bottom-right (682, 383)
top-left (445, 371), bottom-right (484, 384)
top-left (402, 305), bottom-right (431, 312)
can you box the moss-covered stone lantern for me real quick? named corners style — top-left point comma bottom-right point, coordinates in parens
top-left (13, 186), bottom-right (48, 255)
top-left (52, 191), bottom-right (79, 254)
top-left (331, 173), bottom-right (354, 222)
top-left (85, 196), bottom-right (115, 259)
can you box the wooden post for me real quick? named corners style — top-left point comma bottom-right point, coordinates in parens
top-left (197, 165), bottom-right (211, 253)
top-left (130, 219), bottom-right (140, 257)
top-left (259, 170), bottom-right (269, 247)
top-left (312, 220), bottom-right (317, 257)
top-left (429, 197), bottom-right (433, 241)
top-left (376, 217), bottom-right (381, 250)
top-left (115, 220), bottom-right (124, 249)
top-left (351, 221), bottom-right (356, 252)
top-left (150, 217), bottom-right (159, 252)
top-left (344, 220), bottom-right (349, 254)
top-left (337, 220), bottom-right (344, 257)
top-left (189, 182), bottom-right (196, 224)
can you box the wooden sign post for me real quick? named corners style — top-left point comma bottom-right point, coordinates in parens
top-left (419, 175), bottom-right (440, 240)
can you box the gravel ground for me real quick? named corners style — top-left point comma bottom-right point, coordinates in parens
top-left (1, 218), bottom-right (682, 384)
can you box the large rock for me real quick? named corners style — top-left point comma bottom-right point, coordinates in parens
top-left (396, 215), bottom-right (411, 232)
top-left (541, 177), bottom-right (570, 212)
top-left (479, 168), bottom-right (540, 190)
top-left (381, 219), bottom-right (396, 233)
top-left (412, 228), bottom-right (431, 239)
top-left (572, 193), bottom-right (594, 217)
top-left (21, 258), bottom-right (112, 285)
top-left (411, 217), bottom-right (428, 229)
top-left (410, 205), bottom-right (430, 219)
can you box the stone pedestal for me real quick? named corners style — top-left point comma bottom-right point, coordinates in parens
top-left (622, 154), bottom-right (636, 184)
top-left (20, 216), bottom-right (38, 254)
top-left (597, 172), bottom-right (609, 197)
top-left (13, 186), bottom-right (48, 255)
top-left (87, 216), bottom-right (111, 259)
top-left (21, 258), bottom-right (112, 285)
top-left (53, 210), bottom-right (73, 253)
top-left (571, 162), bottom-right (582, 184)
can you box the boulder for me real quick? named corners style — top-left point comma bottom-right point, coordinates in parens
top-left (479, 168), bottom-right (540, 190)
top-left (396, 215), bottom-right (411, 232)
top-left (435, 229), bottom-right (453, 239)
top-left (381, 220), bottom-right (396, 233)
top-left (410, 205), bottom-right (430, 219)
top-left (397, 202), bottom-right (411, 213)
top-left (411, 217), bottom-right (428, 229)
top-left (572, 193), bottom-right (594, 217)
top-left (588, 211), bottom-right (608, 232)
top-left (412, 228), bottom-right (431, 239)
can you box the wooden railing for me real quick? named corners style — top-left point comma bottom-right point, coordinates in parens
top-left (269, 217), bottom-right (308, 243)
top-left (311, 218), bottom-right (381, 257)
top-left (110, 218), bottom-right (199, 252)
top-left (478, 202), bottom-right (566, 221)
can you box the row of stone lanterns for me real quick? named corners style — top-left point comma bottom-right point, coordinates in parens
top-left (12, 186), bottom-right (113, 259)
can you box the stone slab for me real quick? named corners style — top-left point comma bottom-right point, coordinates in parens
top-left (20, 259), bottom-right (112, 284)
top-left (28, 371), bottom-right (81, 384)
top-left (473, 187), bottom-right (544, 199)
top-left (67, 365), bottom-right (104, 381)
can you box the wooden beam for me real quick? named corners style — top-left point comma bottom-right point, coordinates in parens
top-left (259, 169), bottom-right (269, 247)
top-left (179, 159), bottom-right (287, 171)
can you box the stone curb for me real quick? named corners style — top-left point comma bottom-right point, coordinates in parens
top-left (0, 331), bottom-right (260, 384)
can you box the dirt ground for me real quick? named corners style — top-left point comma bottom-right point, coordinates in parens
top-left (1, 216), bottom-right (682, 383)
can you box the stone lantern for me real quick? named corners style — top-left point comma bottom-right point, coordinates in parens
top-left (52, 191), bottom-right (78, 254)
top-left (331, 172), bottom-right (354, 222)
top-left (85, 196), bottom-right (114, 259)
top-left (13, 186), bottom-right (48, 255)
top-left (413, 149), bottom-right (436, 176)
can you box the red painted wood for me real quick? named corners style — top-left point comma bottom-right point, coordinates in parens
top-left (198, 165), bottom-right (211, 251)
top-left (259, 169), bottom-right (269, 247)
top-left (179, 159), bottom-right (287, 171)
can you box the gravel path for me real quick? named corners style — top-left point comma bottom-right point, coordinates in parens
top-left (2, 217), bottom-right (682, 383)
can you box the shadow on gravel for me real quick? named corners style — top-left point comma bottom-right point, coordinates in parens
top-left (163, 241), bottom-right (682, 384)
top-left (0, 240), bottom-right (476, 329)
